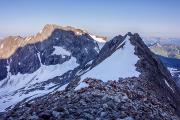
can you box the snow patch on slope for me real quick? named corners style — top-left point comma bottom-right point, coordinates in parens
top-left (90, 35), bottom-right (106, 43)
top-left (57, 83), bottom-right (69, 91)
top-left (167, 67), bottom-right (180, 89)
top-left (164, 79), bottom-right (175, 93)
top-left (81, 36), bottom-right (140, 82)
top-left (52, 46), bottom-right (71, 56)
top-left (168, 67), bottom-right (179, 76)
top-left (0, 57), bottom-right (78, 92)
top-left (0, 83), bottom-right (57, 112)
top-left (0, 56), bottom-right (78, 112)
top-left (75, 79), bottom-right (89, 91)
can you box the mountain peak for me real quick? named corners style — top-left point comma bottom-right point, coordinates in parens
top-left (0, 24), bottom-right (107, 58)
top-left (41, 24), bottom-right (107, 42)
top-left (40, 24), bottom-right (86, 36)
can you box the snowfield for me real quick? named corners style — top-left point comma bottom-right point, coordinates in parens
top-left (76, 36), bottom-right (140, 90)
top-left (52, 46), bottom-right (71, 56)
top-left (0, 55), bottom-right (78, 112)
top-left (81, 36), bottom-right (140, 81)
top-left (0, 83), bottom-right (57, 112)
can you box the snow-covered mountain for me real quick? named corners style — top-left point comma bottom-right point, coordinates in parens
top-left (0, 24), bottom-right (102, 112)
top-left (0, 25), bottom-right (180, 119)
top-left (0, 24), bottom-right (107, 59)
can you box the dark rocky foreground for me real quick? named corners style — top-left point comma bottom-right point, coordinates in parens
top-left (2, 77), bottom-right (179, 120)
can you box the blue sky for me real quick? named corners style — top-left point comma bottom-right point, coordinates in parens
top-left (0, 0), bottom-right (180, 38)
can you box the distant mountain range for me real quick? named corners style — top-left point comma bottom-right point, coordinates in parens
top-left (143, 36), bottom-right (180, 45)
top-left (0, 24), bottom-right (180, 119)
top-left (147, 42), bottom-right (180, 59)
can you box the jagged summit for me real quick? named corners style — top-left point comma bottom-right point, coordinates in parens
top-left (39, 24), bottom-right (107, 42)
top-left (40, 24), bottom-right (86, 36)
top-left (0, 24), bottom-right (107, 58)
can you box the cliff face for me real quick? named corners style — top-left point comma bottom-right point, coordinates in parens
top-left (0, 25), bottom-right (101, 112)
top-left (129, 33), bottom-right (180, 115)
top-left (0, 24), bottom-right (86, 59)
top-left (0, 25), bottom-right (180, 119)
top-left (0, 26), bottom-right (100, 78)
top-left (0, 24), bottom-right (107, 59)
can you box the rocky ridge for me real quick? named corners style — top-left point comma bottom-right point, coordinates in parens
top-left (0, 25), bottom-right (180, 119)
top-left (2, 78), bottom-right (179, 120)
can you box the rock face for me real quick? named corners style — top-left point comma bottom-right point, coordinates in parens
top-left (0, 24), bottom-right (104, 59)
top-left (0, 59), bottom-right (7, 80)
top-left (0, 25), bottom-right (180, 119)
top-left (9, 44), bottom-right (41, 75)
top-left (129, 33), bottom-right (180, 115)
top-left (0, 27), bottom-right (99, 77)
top-left (0, 25), bottom-right (100, 112)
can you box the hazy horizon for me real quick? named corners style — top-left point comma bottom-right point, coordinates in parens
top-left (0, 0), bottom-right (180, 39)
